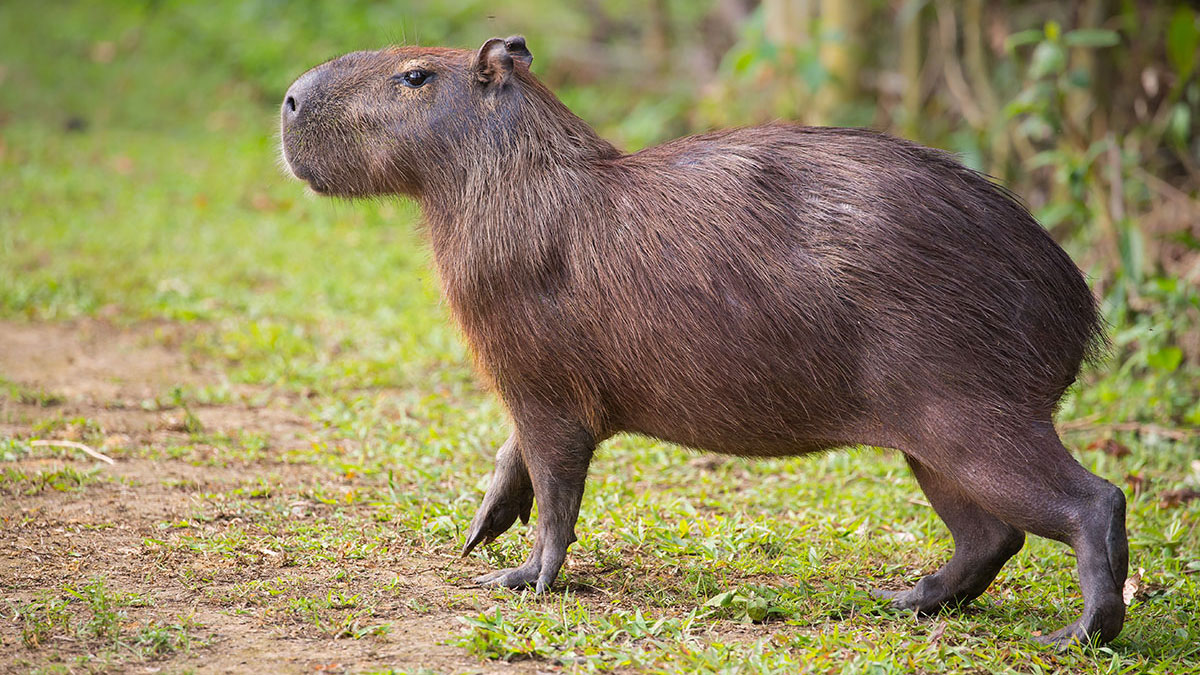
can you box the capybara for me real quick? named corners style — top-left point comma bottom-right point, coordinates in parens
top-left (280, 36), bottom-right (1127, 647)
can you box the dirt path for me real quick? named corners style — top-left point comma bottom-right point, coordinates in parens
top-left (0, 320), bottom-right (539, 674)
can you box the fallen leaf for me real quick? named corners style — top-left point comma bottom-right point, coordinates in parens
top-left (1123, 567), bottom-right (1145, 606)
top-left (111, 155), bottom-right (134, 175)
top-left (1125, 473), bottom-right (1148, 498)
top-left (102, 434), bottom-right (130, 450)
top-left (927, 620), bottom-right (947, 644)
top-left (1159, 488), bottom-right (1200, 508)
top-left (250, 192), bottom-right (275, 211)
top-left (1087, 438), bottom-right (1131, 458)
top-left (90, 41), bottom-right (116, 63)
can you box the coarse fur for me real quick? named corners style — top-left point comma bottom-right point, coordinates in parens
top-left (281, 37), bottom-right (1127, 648)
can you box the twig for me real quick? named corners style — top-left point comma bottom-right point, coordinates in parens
top-left (935, 0), bottom-right (985, 128)
top-left (1136, 167), bottom-right (1199, 203)
top-left (1106, 134), bottom-right (1126, 224)
top-left (1058, 421), bottom-right (1200, 440)
top-left (30, 439), bottom-right (115, 465)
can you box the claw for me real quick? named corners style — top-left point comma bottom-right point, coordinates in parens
top-left (461, 493), bottom-right (531, 557)
top-left (474, 569), bottom-right (510, 586)
top-left (1033, 620), bottom-right (1095, 651)
top-left (462, 514), bottom-right (501, 557)
top-left (461, 529), bottom-right (491, 558)
top-left (870, 586), bottom-right (931, 613)
top-left (475, 563), bottom-right (540, 590)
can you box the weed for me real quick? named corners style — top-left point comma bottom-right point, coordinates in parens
top-left (0, 377), bottom-right (64, 407)
top-left (1, 465), bottom-right (102, 495)
top-left (11, 578), bottom-right (203, 663)
top-left (15, 594), bottom-right (72, 649)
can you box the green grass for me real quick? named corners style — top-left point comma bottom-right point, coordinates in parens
top-left (0, 377), bottom-right (65, 408)
top-left (2, 2), bottom-right (1199, 673)
top-left (0, 464), bottom-right (104, 496)
top-left (13, 578), bottom-right (203, 660)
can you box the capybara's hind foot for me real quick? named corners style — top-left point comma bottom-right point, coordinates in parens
top-left (1033, 599), bottom-right (1126, 650)
top-left (871, 576), bottom-right (961, 615)
top-left (1034, 621), bottom-right (1092, 651)
top-left (871, 587), bottom-right (932, 612)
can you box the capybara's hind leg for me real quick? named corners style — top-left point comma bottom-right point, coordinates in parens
top-left (874, 455), bottom-right (1024, 613)
top-left (1029, 465), bottom-right (1127, 648)
top-left (921, 422), bottom-right (1127, 648)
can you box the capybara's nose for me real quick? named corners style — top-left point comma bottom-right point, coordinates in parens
top-left (282, 69), bottom-right (320, 124)
top-left (281, 84), bottom-right (304, 124)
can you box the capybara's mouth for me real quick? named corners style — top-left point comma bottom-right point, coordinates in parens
top-left (283, 154), bottom-right (373, 196)
top-left (283, 157), bottom-right (327, 193)
top-left (301, 177), bottom-right (332, 195)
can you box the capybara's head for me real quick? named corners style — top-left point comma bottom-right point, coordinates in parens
top-left (280, 36), bottom-right (548, 197)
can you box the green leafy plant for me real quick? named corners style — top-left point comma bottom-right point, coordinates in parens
top-left (703, 585), bottom-right (790, 623)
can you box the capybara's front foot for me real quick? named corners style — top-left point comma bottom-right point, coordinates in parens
top-left (463, 487), bottom-right (533, 556)
top-left (472, 423), bottom-right (592, 593)
top-left (473, 538), bottom-right (567, 593)
top-left (474, 562), bottom-right (542, 591)
top-left (462, 435), bottom-right (534, 557)
top-left (1034, 621), bottom-right (1093, 651)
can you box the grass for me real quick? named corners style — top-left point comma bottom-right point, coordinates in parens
top-left (0, 464), bottom-right (103, 496)
top-left (2, 2), bottom-right (1199, 673)
top-left (0, 377), bottom-right (65, 408)
top-left (13, 578), bottom-right (203, 661)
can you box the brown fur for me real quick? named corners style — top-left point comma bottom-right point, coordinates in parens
top-left (281, 37), bottom-right (1127, 647)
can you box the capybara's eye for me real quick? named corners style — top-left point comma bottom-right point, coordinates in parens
top-left (396, 69), bottom-right (433, 88)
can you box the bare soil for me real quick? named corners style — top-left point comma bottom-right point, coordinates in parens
top-left (0, 320), bottom-right (544, 674)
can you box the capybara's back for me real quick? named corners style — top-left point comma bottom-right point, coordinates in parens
top-left (281, 36), bottom-right (1126, 648)
top-left (564, 125), bottom-right (1103, 454)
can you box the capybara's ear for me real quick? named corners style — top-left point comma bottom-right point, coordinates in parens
top-left (472, 37), bottom-right (514, 85)
top-left (504, 35), bottom-right (532, 67)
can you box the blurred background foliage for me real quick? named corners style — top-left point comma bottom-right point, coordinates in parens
top-left (1, 0), bottom-right (1197, 429)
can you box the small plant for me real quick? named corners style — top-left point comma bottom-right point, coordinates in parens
top-left (0, 376), bottom-right (65, 407)
top-left (452, 601), bottom-right (704, 667)
top-left (171, 386), bottom-right (205, 434)
top-left (131, 618), bottom-right (200, 658)
top-left (13, 578), bottom-right (202, 662)
top-left (15, 594), bottom-right (72, 649)
top-left (63, 578), bottom-right (145, 644)
top-left (703, 585), bottom-right (790, 624)
top-left (1, 464), bottom-right (102, 496)
top-left (454, 608), bottom-right (552, 662)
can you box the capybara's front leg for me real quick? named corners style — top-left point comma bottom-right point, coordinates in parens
top-left (462, 434), bottom-right (534, 556)
top-left (474, 421), bottom-right (595, 593)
